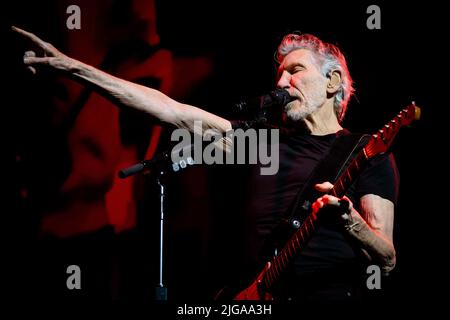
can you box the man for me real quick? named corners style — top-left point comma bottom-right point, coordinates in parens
top-left (13, 27), bottom-right (398, 302)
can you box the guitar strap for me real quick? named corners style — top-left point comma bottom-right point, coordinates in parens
top-left (286, 131), bottom-right (371, 227)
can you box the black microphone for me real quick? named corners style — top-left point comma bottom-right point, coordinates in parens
top-left (233, 88), bottom-right (293, 116)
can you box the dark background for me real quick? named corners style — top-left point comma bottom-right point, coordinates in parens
top-left (1, 0), bottom-right (443, 311)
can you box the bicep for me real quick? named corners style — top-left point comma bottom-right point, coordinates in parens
top-left (359, 194), bottom-right (395, 242)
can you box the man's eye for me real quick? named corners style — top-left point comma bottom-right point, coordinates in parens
top-left (293, 67), bottom-right (304, 73)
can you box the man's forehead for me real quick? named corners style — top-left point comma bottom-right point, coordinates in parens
top-left (279, 48), bottom-right (315, 67)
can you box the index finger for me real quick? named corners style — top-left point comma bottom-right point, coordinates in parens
top-left (12, 26), bottom-right (48, 49)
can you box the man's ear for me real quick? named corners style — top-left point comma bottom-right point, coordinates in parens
top-left (326, 70), bottom-right (342, 94)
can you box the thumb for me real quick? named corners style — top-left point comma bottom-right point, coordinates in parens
top-left (23, 51), bottom-right (36, 74)
top-left (315, 181), bottom-right (334, 192)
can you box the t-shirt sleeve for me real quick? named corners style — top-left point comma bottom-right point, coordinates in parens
top-left (351, 152), bottom-right (400, 205)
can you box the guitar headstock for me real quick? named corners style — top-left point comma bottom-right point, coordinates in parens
top-left (364, 102), bottom-right (421, 159)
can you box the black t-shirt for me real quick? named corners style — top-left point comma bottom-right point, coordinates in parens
top-left (242, 128), bottom-right (399, 298)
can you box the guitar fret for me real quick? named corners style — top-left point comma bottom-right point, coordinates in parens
top-left (275, 258), bottom-right (283, 277)
top-left (297, 228), bottom-right (305, 247)
top-left (284, 243), bottom-right (290, 259)
top-left (281, 251), bottom-right (287, 269)
top-left (307, 217), bottom-right (314, 232)
top-left (308, 216), bottom-right (314, 229)
top-left (354, 159), bottom-right (360, 171)
top-left (285, 247), bottom-right (291, 261)
top-left (301, 218), bottom-right (313, 241)
top-left (277, 253), bottom-right (284, 270)
top-left (290, 238), bottom-right (298, 255)
top-left (272, 259), bottom-right (280, 279)
top-left (299, 227), bottom-right (306, 243)
top-left (304, 219), bottom-right (310, 235)
top-left (346, 167), bottom-right (352, 184)
top-left (294, 233), bottom-right (301, 247)
top-left (278, 254), bottom-right (284, 268)
top-left (286, 240), bottom-right (293, 259)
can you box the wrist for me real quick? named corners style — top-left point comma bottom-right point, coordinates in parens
top-left (66, 57), bottom-right (81, 73)
top-left (342, 208), bottom-right (363, 233)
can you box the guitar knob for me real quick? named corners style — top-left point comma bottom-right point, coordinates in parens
top-left (291, 219), bottom-right (301, 229)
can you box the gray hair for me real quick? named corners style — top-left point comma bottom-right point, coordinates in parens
top-left (276, 33), bottom-right (354, 123)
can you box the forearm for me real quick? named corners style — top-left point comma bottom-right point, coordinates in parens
top-left (343, 209), bottom-right (396, 273)
top-left (66, 58), bottom-right (180, 124)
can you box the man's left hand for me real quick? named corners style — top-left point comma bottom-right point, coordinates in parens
top-left (313, 181), bottom-right (353, 221)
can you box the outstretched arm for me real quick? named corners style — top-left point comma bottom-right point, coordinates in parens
top-left (12, 26), bottom-right (232, 134)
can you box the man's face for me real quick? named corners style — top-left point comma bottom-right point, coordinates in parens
top-left (276, 49), bottom-right (328, 122)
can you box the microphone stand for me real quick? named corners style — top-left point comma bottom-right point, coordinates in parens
top-left (155, 169), bottom-right (167, 301)
top-left (119, 144), bottom-right (195, 301)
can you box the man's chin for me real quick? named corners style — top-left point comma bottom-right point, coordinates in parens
top-left (284, 108), bottom-right (305, 122)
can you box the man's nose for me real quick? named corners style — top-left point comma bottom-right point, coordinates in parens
top-left (276, 70), bottom-right (291, 89)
